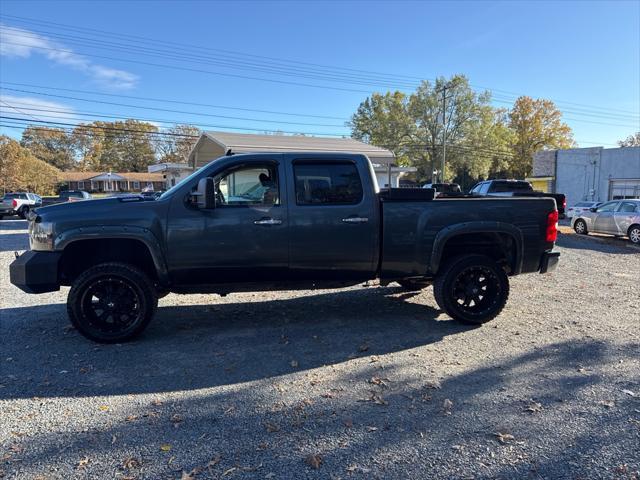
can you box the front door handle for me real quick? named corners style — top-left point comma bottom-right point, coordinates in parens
top-left (254, 218), bottom-right (282, 226)
top-left (342, 217), bottom-right (369, 224)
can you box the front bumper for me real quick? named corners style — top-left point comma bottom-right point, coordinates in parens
top-left (539, 250), bottom-right (560, 274)
top-left (10, 250), bottom-right (62, 293)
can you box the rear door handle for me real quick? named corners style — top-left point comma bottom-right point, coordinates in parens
top-left (254, 218), bottom-right (282, 226)
top-left (342, 217), bottom-right (369, 224)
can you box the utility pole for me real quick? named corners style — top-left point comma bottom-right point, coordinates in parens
top-left (441, 84), bottom-right (447, 183)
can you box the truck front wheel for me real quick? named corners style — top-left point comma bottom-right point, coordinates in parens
top-left (67, 262), bottom-right (158, 343)
top-left (433, 254), bottom-right (509, 325)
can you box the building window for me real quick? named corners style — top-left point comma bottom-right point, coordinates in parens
top-left (133, 181), bottom-right (140, 190)
top-left (78, 181), bottom-right (85, 189)
top-left (294, 162), bottom-right (363, 205)
top-left (609, 179), bottom-right (640, 200)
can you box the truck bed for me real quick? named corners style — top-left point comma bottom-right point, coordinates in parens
top-left (380, 196), bottom-right (556, 279)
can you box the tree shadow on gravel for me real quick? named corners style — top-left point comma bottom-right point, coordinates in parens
top-left (5, 339), bottom-right (638, 479)
top-left (0, 286), bottom-right (472, 400)
top-left (0, 220), bottom-right (28, 252)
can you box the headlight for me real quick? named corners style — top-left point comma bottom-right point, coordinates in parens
top-left (29, 221), bottom-right (55, 251)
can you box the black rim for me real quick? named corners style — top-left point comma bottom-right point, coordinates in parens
top-left (451, 266), bottom-right (501, 317)
top-left (80, 276), bottom-right (142, 335)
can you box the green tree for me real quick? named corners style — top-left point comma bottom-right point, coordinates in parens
top-left (349, 75), bottom-right (499, 183)
top-left (74, 120), bottom-right (159, 172)
top-left (20, 126), bottom-right (75, 170)
top-left (508, 96), bottom-right (574, 178)
top-left (618, 132), bottom-right (640, 147)
top-left (0, 135), bottom-right (62, 195)
top-left (348, 91), bottom-right (414, 166)
top-left (154, 124), bottom-right (201, 163)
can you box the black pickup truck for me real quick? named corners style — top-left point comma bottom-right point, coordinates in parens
top-left (470, 179), bottom-right (566, 218)
top-left (10, 153), bottom-right (560, 343)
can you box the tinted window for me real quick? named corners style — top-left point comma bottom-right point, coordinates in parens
top-left (294, 162), bottom-right (363, 205)
top-left (596, 202), bottom-right (618, 213)
top-left (574, 202), bottom-right (590, 207)
top-left (619, 202), bottom-right (638, 213)
top-left (479, 182), bottom-right (490, 195)
top-left (489, 181), bottom-right (532, 193)
top-left (212, 164), bottom-right (279, 206)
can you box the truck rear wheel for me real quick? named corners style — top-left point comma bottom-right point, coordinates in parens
top-left (67, 262), bottom-right (158, 343)
top-left (433, 254), bottom-right (509, 325)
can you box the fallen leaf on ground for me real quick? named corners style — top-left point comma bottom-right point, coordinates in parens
top-left (367, 426), bottom-right (378, 432)
top-left (370, 392), bottom-right (388, 406)
top-left (160, 443), bottom-right (172, 452)
top-left (181, 468), bottom-right (200, 479)
top-left (305, 454), bottom-right (322, 469)
top-left (122, 456), bottom-right (141, 469)
top-left (599, 400), bottom-right (615, 408)
top-left (622, 389), bottom-right (636, 397)
top-left (495, 432), bottom-right (515, 443)
top-left (264, 421), bottom-right (280, 433)
top-left (125, 415), bottom-right (138, 422)
top-left (76, 457), bottom-right (89, 469)
top-left (207, 454), bottom-right (221, 468)
top-left (222, 467), bottom-right (237, 476)
top-left (98, 405), bottom-right (109, 412)
top-left (290, 360), bottom-right (299, 368)
top-left (171, 414), bottom-right (184, 425)
top-left (442, 398), bottom-right (453, 414)
top-left (525, 401), bottom-right (543, 413)
top-left (369, 376), bottom-right (389, 388)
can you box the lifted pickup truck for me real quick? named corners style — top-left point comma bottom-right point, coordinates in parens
top-left (10, 153), bottom-right (560, 343)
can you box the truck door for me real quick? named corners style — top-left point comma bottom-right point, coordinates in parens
top-left (166, 158), bottom-right (289, 284)
top-left (286, 156), bottom-right (379, 281)
top-left (593, 201), bottom-right (619, 233)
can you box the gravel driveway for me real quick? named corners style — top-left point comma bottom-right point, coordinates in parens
top-left (1, 219), bottom-right (639, 479)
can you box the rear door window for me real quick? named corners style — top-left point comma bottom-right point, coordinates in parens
top-left (294, 162), bottom-right (363, 205)
top-left (618, 202), bottom-right (638, 213)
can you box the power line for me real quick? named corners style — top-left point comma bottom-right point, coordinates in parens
top-left (3, 14), bottom-right (638, 117)
top-left (0, 82), bottom-right (347, 120)
top-left (0, 88), bottom-right (350, 132)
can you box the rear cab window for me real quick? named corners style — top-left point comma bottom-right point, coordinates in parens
top-left (293, 162), bottom-right (363, 205)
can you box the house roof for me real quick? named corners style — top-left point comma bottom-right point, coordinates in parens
top-left (194, 131), bottom-right (395, 163)
top-left (61, 171), bottom-right (164, 182)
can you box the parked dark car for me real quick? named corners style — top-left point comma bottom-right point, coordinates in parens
top-left (470, 179), bottom-right (566, 218)
top-left (11, 153), bottom-right (560, 343)
top-left (422, 183), bottom-right (462, 197)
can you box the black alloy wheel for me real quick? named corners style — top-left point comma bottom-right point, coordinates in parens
top-left (67, 263), bottom-right (157, 343)
top-left (434, 254), bottom-right (509, 325)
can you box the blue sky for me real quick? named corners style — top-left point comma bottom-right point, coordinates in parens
top-left (0, 0), bottom-right (638, 147)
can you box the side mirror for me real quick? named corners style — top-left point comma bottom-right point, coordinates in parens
top-left (194, 177), bottom-right (215, 209)
top-left (589, 207), bottom-right (598, 212)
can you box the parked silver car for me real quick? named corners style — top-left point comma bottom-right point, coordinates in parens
top-left (571, 199), bottom-right (640, 244)
top-left (566, 201), bottom-right (601, 219)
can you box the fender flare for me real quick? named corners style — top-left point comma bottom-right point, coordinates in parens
top-left (430, 221), bottom-right (524, 274)
top-left (55, 226), bottom-right (169, 284)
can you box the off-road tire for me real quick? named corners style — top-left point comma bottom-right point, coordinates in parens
top-left (433, 254), bottom-right (509, 325)
top-left (628, 225), bottom-right (640, 245)
top-left (67, 262), bottom-right (158, 343)
top-left (574, 219), bottom-right (588, 235)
